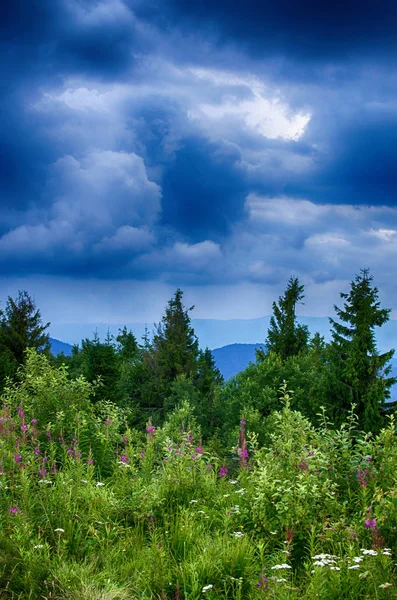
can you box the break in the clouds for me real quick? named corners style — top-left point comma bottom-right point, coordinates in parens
top-left (1, 0), bottom-right (397, 324)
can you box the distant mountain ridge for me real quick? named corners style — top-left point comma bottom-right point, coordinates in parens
top-left (49, 338), bottom-right (73, 356)
top-left (50, 315), bottom-right (397, 353)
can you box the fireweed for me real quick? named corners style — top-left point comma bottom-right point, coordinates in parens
top-left (1, 361), bottom-right (397, 599)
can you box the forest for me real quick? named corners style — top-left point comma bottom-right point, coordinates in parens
top-left (1, 269), bottom-right (397, 599)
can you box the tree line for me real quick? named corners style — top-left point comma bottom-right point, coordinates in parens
top-left (0, 269), bottom-right (395, 441)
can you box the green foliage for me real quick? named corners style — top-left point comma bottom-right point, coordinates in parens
top-left (0, 290), bottom-right (50, 389)
top-left (264, 277), bottom-right (309, 361)
top-left (328, 269), bottom-right (395, 432)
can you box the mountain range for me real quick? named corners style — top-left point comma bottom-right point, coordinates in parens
top-left (50, 315), bottom-right (397, 353)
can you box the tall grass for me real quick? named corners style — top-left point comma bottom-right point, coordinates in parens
top-left (1, 355), bottom-right (396, 599)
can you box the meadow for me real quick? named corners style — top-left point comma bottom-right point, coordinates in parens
top-left (1, 352), bottom-right (397, 599)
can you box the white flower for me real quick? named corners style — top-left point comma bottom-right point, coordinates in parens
top-left (276, 578), bottom-right (287, 583)
top-left (81, 479), bottom-right (88, 483)
top-left (330, 567), bottom-right (341, 571)
top-left (270, 531), bottom-right (277, 535)
top-left (382, 551), bottom-right (392, 556)
top-left (362, 549), bottom-right (378, 556)
top-left (348, 565), bottom-right (360, 570)
top-left (379, 583), bottom-right (392, 589)
top-left (202, 584), bottom-right (213, 592)
top-left (353, 557), bottom-right (363, 563)
top-left (189, 499), bottom-right (198, 504)
top-left (313, 560), bottom-right (327, 567)
top-left (233, 531), bottom-right (244, 538)
top-left (38, 479), bottom-right (52, 484)
top-left (33, 544), bottom-right (44, 549)
top-left (198, 510), bottom-right (206, 514)
top-left (223, 494), bottom-right (230, 498)
top-left (312, 554), bottom-right (338, 560)
top-left (54, 528), bottom-right (64, 533)
top-left (271, 564), bottom-right (292, 570)
top-left (96, 482), bottom-right (105, 487)
top-left (229, 480), bottom-right (237, 484)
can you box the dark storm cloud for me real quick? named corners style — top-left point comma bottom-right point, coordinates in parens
top-left (160, 136), bottom-right (247, 241)
top-left (136, 0), bottom-right (397, 61)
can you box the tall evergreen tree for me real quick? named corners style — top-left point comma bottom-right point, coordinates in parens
top-left (328, 268), bottom-right (395, 432)
top-left (0, 291), bottom-right (50, 386)
top-left (264, 277), bottom-right (309, 361)
top-left (146, 289), bottom-right (199, 415)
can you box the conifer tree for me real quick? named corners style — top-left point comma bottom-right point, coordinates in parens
top-left (265, 277), bottom-right (309, 361)
top-left (0, 291), bottom-right (50, 386)
top-left (328, 268), bottom-right (395, 432)
top-left (147, 289), bottom-right (199, 414)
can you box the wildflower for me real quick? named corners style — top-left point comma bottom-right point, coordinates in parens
top-left (271, 564), bottom-right (292, 570)
top-left (34, 448), bottom-right (41, 455)
top-left (67, 448), bottom-right (73, 455)
top-left (20, 424), bottom-right (28, 431)
top-left (74, 452), bottom-right (82, 459)
top-left (357, 468), bottom-right (369, 487)
top-left (14, 454), bottom-right (22, 463)
top-left (362, 549), bottom-right (378, 556)
top-left (17, 407), bottom-right (25, 418)
top-left (353, 557), bottom-right (363, 563)
top-left (202, 584), bottom-right (213, 593)
top-left (308, 451), bottom-right (315, 456)
top-left (31, 418), bottom-right (37, 424)
top-left (140, 452), bottom-right (145, 458)
top-left (233, 531), bottom-right (244, 538)
top-left (120, 455), bottom-right (130, 464)
top-left (299, 460), bottom-right (309, 470)
top-left (257, 576), bottom-right (268, 588)
top-left (105, 419), bottom-right (111, 427)
top-left (146, 425), bottom-right (156, 434)
top-left (189, 499), bottom-right (198, 504)
top-left (364, 456), bottom-right (372, 462)
top-left (348, 565), bottom-right (360, 570)
top-left (229, 480), bottom-right (237, 484)
top-left (379, 583), bottom-right (392, 589)
top-left (382, 550), bottom-right (392, 556)
top-left (121, 436), bottom-right (128, 444)
top-left (33, 544), bottom-right (44, 549)
top-left (219, 466), bottom-right (228, 478)
top-left (9, 506), bottom-right (20, 514)
top-left (54, 528), bottom-right (64, 533)
top-left (87, 459), bottom-right (94, 466)
top-left (330, 567), bottom-right (341, 571)
top-left (365, 518), bottom-right (377, 529)
top-left (38, 468), bottom-right (48, 478)
top-left (276, 579), bottom-right (287, 583)
top-left (96, 482), bottom-right (105, 487)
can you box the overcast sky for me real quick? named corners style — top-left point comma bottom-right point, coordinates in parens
top-left (2, 0), bottom-right (397, 327)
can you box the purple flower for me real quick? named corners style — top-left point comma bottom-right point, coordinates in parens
top-left (31, 418), bottom-right (37, 424)
top-left (187, 434), bottom-right (194, 442)
top-left (219, 466), bottom-right (228, 478)
top-left (365, 518), bottom-right (377, 529)
top-left (105, 419), bottom-right (111, 427)
top-left (34, 448), bottom-right (41, 455)
top-left (357, 468), bottom-right (369, 487)
top-left (195, 446), bottom-right (204, 455)
top-left (299, 460), bottom-right (309, 470)
top-left (20, 424), bottom-right (28, 432)
top-left (39, 468), bottom-right (48, 478)
top-left (67, 448), bottom-right (73, 455)
top-left (9, 506), bottom-right (20, 514)
top-left (14, 454), bottom-right (22, 463)
top-left (240, 420), bottom-right (246, 426)
top-left (121, 436), bottom-right (128, 444)
top-left (120, 455), bottom-right (130, 464)
top-left (308, 451), bottom-right (315, 457)
top-left (17, 407), bottom-right (25, 418)
top-left (146, 426), bottom-right (156, 434)
top-left (140, 451), bottom-right (146, 459)
top-left (46, 432), bottom-right (51, 440)
top-left (74, 452), bottom-right (82, 459)
top-left (87, 459), bottom-right (94, 466)
top-left (364, 456), bottom-right (372, 462)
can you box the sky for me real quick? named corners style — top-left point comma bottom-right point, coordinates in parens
top-left (1, 0), bottom-right (397, 332)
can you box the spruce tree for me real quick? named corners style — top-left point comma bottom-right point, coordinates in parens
top-left (265, 277), bottom-right (309, 361)
top-left (147, 289), bottom-right (199, 415)
top-left (0, 291), bottom-right (50, 386)
top-left (328, 268), bottom-right (395, 432)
